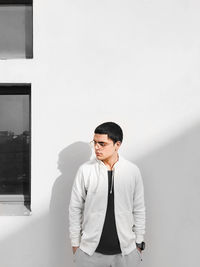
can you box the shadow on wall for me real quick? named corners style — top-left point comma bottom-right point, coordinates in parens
top-left (134, 122), bottom-right (200, 267)
top-left (49, 141), bottom-right (92, 267)
top-left (0, 126), bottom-right (199, 267)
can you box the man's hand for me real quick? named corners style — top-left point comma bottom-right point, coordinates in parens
top-left (136, 247), bottom-right (142, 253)
top-left (72, 246), bottom-right (79, 255)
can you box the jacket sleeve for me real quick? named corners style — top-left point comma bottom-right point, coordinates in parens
top-left (69, 166), bottom-right (86, 247)
top-left (133, 167), bottom-right (146, 243)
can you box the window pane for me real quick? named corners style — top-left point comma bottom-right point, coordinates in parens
top-left (0, 85), bottom-right (31, 215)
top-left (0, 2), bottom-right (33, 59)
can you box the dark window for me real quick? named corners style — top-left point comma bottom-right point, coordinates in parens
top-left (0, 1), bottom-right (32, 4)
top-left (0, 84), bottom-right (31, 215)
top-left (0, 1), bottom-right (33, 59)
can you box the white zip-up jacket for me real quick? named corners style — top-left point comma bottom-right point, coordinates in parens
top-left (69, 154), bottom-right (145, 256)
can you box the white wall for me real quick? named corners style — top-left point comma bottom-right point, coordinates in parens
top-left (0, 0), bottom-right (200, 266)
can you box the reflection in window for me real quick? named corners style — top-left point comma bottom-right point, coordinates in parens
top-left (0, 1), bottom-right (33, 59)
top-left (0, 84), bottom-right (31, 215)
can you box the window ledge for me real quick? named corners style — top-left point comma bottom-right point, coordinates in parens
top-left (0, 195), bottom-right (31, 216)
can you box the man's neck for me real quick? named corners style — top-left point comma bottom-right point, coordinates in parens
top-left (102, 153), bottom-right (119, 170)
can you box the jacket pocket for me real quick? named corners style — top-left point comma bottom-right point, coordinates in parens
top-left (82, 212), bottom-right (104, 243)
top-left (116, 212), bottom-right (136, 245)
top-left (136, 248), bottom-right (143, 261)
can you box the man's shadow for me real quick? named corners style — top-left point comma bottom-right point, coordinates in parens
top-left (49, 141), bottom-right (92, 267)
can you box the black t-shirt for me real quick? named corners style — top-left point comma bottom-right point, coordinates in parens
top-left (95, 170), bottom-right (122, 255)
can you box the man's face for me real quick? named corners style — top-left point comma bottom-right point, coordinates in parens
top-left (93, 134), bottom-right (120, 161)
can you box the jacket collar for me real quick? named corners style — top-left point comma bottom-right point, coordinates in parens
top-left (95, 153), bottom-right (123, 170)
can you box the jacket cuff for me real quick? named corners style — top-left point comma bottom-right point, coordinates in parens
top-left (135, 234), bottom-right (144, 243)
top-left (71, 238), bottom-right (80, 247)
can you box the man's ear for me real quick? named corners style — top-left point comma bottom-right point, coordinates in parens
top-left (115, 141), bottom-right (121, 150)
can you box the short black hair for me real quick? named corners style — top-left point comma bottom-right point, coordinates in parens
top-left (94, 122), bottom-right (123, 144)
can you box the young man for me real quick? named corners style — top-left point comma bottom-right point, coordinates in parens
top-left (69, 122), bottom-right (146, 267)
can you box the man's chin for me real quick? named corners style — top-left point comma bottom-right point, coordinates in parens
top-left (96, 154), bottom-right (104, 159)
